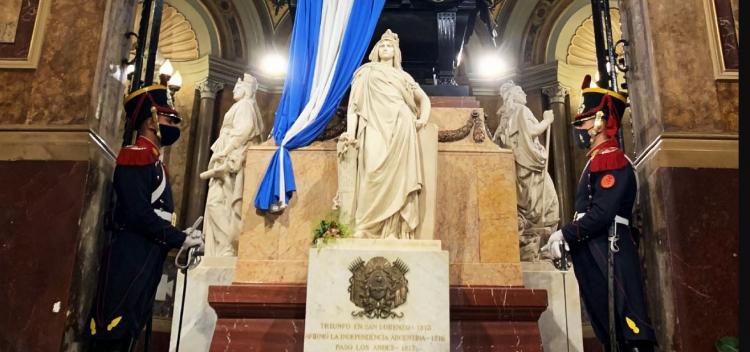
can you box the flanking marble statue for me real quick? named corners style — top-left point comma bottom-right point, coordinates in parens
top-left (493, 81), bottom-right (560, 261)
top-left (336, 29), bottom-right (433, 239)
top-left (200, 73), bottom-right (265, 256)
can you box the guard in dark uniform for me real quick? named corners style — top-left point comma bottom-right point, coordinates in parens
top-left (88, 85), bottom-right (204, 351)
top-left (542, 75), bottom-right (657, 352)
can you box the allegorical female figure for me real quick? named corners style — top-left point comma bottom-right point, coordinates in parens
top-left (200, 73), bottom-right (264, 256)
top-left (340, 29), bottom-right (431, 239)
top-left (494, 81), bottom-right (560, 260)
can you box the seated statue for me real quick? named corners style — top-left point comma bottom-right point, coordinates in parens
top-left (493, 81), bottom-right (560, 261)
top-left (337, 29), bottom-right (432, 239)
top-left (200, 73), bottom-right (265, 256)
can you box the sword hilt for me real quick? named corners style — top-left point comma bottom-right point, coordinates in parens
top-left (175, 216), bottom-right (204, 271)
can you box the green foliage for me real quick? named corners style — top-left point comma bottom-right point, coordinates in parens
top-left (311, 210), bottom-right (352, 248)
top-left (715, 336), bottom-right (739, 352)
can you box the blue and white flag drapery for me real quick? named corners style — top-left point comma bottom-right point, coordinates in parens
top-left (254, 0), bottom-right (385, 211)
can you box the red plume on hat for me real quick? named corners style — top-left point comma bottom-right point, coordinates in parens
top-left (572, 75), bottom-right (628, 138)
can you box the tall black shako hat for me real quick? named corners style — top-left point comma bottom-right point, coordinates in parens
top-left (122, 85), bottom-right (181, 144)
top-left (571, 75), bottom-right (628, 138)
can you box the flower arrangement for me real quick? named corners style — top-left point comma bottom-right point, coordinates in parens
top-left (312, 212), bottom-right (352, 248)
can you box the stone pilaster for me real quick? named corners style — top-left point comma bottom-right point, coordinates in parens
top-left (184, 79), bottom-right (224, 225)
top-left (541, 83), bottom-right (573, 224)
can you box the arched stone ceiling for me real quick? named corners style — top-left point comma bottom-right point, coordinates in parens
top-left (132, 3), bottom-right (200, 61)
top-left (566, 9), bottom-right (621, 66)
top-left (520, 0), bottom-right (560, 65)
top-left (157, 5), bottom-right (200, 60)
top-left (233, 0), bottom-right (273, 64)
top-left (546, 0), bottom-right (620, 64)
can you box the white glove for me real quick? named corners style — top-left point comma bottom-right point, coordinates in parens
top-left (541, 230), bottom-right (569, 259)
top-left (181, 229), bottom-right (204, 254)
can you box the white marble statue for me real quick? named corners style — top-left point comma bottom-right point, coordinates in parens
top-left (200, 73), bottom-right (264, 256)
top-left (494, 81), bottom-right (560, 260)
top-left (337, 29), bottom-right (432, 239)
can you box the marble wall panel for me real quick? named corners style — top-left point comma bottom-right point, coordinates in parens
top-left (623, 0), bottom-right (739, 155)
top-left (0, 0), bottom-right (106, 126)
top-left (167, 82), bottom-right (200, 226)
top-left (0, 160), bottom-right (88, 351)
top-left (87, 0), bottom-right (136, 150)
top-left (434, 151), bottom-right (480, 264)
top-left (639, 166), bottom-right (738, 352)
top-left (660, 168), bottom-right (737, 350)
top-left (237, 141), bottom-right (338, 265)
top-left (716, 81), bottom-right (739, 131)
top-left (619, 0), bottom-right (664, 154)
top-left (60, 139), bottom-right (116, 352)
top-left (645, 0), bottom-right (737, 134)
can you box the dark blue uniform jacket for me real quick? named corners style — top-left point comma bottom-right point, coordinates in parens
top-left (89, 137), bottom-right (186, 340)
top-left (561, 140), bottom-right (656, 347)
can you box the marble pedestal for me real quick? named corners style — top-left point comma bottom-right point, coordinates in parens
top-left (209, 100), bottom-right (547, 351)
top-left (304, 239), bottom-right (449, 352)
top-left (236, 106), bottom-right (522, 287)
top-left (208, 283), bottom-right (547, 351)
top-left (168, 257), bottom-right (236, 352)
top-left (522, 261), bottom-right (583, 352)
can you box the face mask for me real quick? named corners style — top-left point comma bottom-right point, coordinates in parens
top-left (159, 124), bottom-right (180, 146)
top-left (573, 127), bottom-right (592, 149)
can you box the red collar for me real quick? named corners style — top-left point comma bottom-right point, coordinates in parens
top-left (587, 138), bottom-right (619, 158)
top-left (136, 136), bottom-right (161, 156)
top-left (587, 139), bottom-right (627, 172)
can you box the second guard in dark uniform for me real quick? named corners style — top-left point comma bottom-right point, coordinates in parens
top-left (88, 85), bottom-right (204, 351)
top-left (542, 75), bottom-right (656, 352)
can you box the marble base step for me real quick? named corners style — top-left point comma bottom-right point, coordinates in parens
top-left (207, 283), bottom-right (547, 351)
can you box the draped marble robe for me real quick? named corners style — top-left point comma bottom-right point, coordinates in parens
top-left (346, 61), bottom-right (428, 239)
top-left (495, 96), bottom-right (559, 230)
top-left (200, 77), bottom-right (264, 256)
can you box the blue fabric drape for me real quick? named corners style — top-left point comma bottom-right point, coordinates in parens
top-left (254, 0), bottom-right (385, 211)
top-left (271, 0), bottom-right (321, 143)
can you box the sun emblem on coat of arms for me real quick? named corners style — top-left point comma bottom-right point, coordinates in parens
top-left (348, 256), bottom-right (409, 319)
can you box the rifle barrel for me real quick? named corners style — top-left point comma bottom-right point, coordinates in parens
top-left (130, 0), bottom-right (153, 93)
top-left (589, 0), bottom-right (611, 89)
top-left (143, 0), bottom-right (164, 87)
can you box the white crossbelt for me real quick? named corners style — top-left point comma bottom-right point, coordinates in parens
top-left (574, 212), bottom-right (630, 226)
top-left (154, 208), bottom-right (173, 222)
top-left (151, 163), bottom-right (167, 203)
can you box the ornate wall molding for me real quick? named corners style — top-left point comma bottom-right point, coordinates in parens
top-left (0, 0), bottom-right (52, 68)
top-left (0, 130), bottom-right (89, 161)
top-left (634, 133), bottom-right (738, 170)
top-left (702, 0), bottom-right (739, 80)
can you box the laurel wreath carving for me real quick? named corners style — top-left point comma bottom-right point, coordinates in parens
top-left (316, 108), bottom-right (487, 144)
top-left (438, 109), bottom-right (486, 143)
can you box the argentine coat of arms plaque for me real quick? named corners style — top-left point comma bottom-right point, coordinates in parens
top-left (348, 256), bottom-right (409, 319)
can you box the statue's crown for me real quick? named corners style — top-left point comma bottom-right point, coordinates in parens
top-left (237, 73), bottom-right (258, 90)
top-left (499, 80), bottom-right (516, 97)
top-left (380, 29), bottom-right (399, 43)
top-left (240, 73), bottom-right (256, 84)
